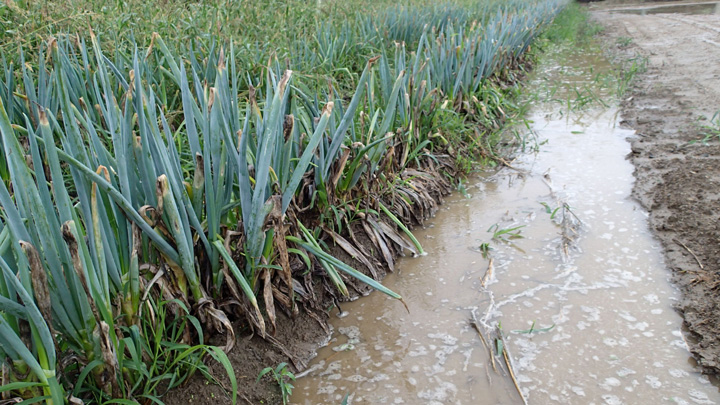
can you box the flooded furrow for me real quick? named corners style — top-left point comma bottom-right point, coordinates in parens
top-left (291, 47), bottom-right (720, 404)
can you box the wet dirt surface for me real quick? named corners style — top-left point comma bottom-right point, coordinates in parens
top-left (290, 44), bottom-right (720, 404)
top-left (163, 308), bottom-right (336, 404)
top-left (592, 0), bottom-right (720, 377)
top-left (610, 2), bottom-right (720, 15)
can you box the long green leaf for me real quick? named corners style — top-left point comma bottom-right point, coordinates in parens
top-left (286, 233), bottom-right (402, 300)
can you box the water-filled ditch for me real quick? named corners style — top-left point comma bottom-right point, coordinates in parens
top-left (290, 44), bottom-right (720, 405)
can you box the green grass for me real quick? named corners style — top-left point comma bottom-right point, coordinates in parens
top-left (257, 363), bottom-right (295, 405)
top-left (520, 3), bottom-right (648, 115)
top-left (488, 224), bottom-right (526, 242)
top-left (536, 1), bottom-right (603, 46)
top-left (691, 111), bottom-right (720, 145)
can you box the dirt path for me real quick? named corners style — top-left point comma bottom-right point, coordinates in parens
top-left (593, 3), bottom-right (720, 376)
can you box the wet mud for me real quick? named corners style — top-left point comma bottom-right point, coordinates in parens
top-left (611, 2), bottom-right (720, 15)
top-left (592, 0), bottom-right (720, 379)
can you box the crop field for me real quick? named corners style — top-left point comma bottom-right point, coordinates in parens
top-left (0, 0), bottom-right (567, 403)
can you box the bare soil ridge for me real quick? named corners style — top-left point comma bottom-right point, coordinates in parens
top-left (593, 6), bottom-right (720, 375)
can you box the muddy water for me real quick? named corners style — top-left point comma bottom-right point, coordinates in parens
top-left (291, 49), bottom-right (720, 404)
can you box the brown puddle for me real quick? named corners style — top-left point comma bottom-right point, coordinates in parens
top-left (290, 45), bottom-right (720, 404)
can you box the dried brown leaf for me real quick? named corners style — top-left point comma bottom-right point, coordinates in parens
top-left (323, 225), bottom-right (379, 279)
top-left (19, 241), bottom-right (55, 342)
top-left (262, 267), bottom-right (276, 336)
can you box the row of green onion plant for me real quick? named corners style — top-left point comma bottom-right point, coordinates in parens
top-left (0, 0), bottom-right (566, 402)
